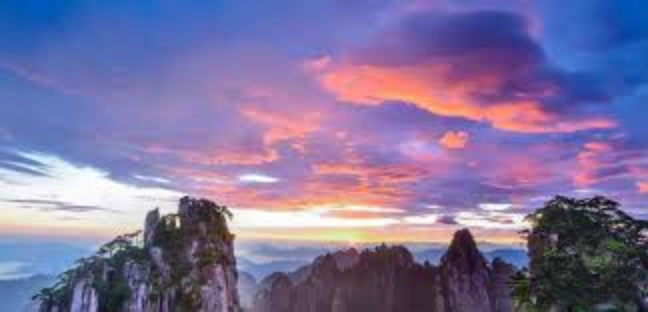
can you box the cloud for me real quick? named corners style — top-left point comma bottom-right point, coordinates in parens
top-left (402, 213), bottom-right (439, 225)
top-left (455, 211), bottom-right (527, 230)
top-left (0, 261), bottom-right (29, 279)
top-left (437, 215), bottom-right (458, 225)
top-left (232, 207), bottom-right (400, 229)
top-left (0, 149), bottom-right (51, 178)
top-left (439, 131), bottom-right (469, 149)
top-left (240, 106), bottom-right (321, 154)
top-left (1, 0), bottom-right (647, 243)
top-left (574, 140), bottom-right (642, 187)
top-left (238, 173), bottom-right (280, 184)
top-left (3, 199), bottom-right (115, 213)
top-left (638, 182), bottom-right (648, 194)
top-left (310, 10), bottom-right (616, 133)
top-left (0, 150), bottom-right (181, 233)
top-left (479, 203), bottom-right (512, 211)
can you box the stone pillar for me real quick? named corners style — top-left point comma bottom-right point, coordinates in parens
top-left (144, 208), bottom-right (160, 247)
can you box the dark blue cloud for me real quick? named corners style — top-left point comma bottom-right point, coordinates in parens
top-left (360, 10), bottom-right (542, 72)
top-left (352, 9), bottom-right (617, 125)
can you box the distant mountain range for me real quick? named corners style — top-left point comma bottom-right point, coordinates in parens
top-left (238, 247), bottom-right (527, 281)
top-left (413, 248), bottom-right (528, 268)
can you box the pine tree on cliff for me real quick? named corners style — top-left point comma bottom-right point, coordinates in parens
top-left (513, 196), bottom-right (648, 311)
top-left (34, 196), bottom-right (242, 312)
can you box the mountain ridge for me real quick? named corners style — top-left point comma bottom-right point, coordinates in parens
top-left (251, 228), bottom-right (517, 312)
top-left (33, 197), bottom-right (519, 312)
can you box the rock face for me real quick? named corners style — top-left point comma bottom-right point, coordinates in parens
top-left (254, 245), bottom-right (437, 312)
top-left (252, 229), bottom-right (517, 312)
top-left (440, 229), bottom-right (493, 312)
top-left (37, 196), bottom-right (242, 312)
top-left (490, 258), bottom-right (516, 312)
top-left (237, 271), bottom-right (258, 310)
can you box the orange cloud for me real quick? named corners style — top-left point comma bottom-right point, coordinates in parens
top-left (481, 149), bottom-right (559, 190)
top-left (638, 182), bottom-right (648, 193)
top-left (304, 159), bottom-right (434, 210)
top-left (311, 60), bottom-right (615, 133)
top-left (241, 106), bottom-right (321, 154)
top-left (439, 130), bottom-right (469, 149)
top-left (583, 141), bottom-right (613, 153)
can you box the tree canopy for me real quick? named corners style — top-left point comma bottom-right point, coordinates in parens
top-left (514, 196), bottom-right (648, 311)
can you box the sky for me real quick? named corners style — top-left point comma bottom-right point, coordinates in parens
top-left (1, 0), bottom-right (648, 247)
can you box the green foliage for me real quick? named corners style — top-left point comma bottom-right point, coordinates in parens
top-left (35, 231), bottom-right (145, 311)
top-left (195, 247), bottom-right (224, 272)
top-left (151, 214), bottom-right (192, 287)
top-left (509, 270), bottom-right (536, 312)
top-left (176, 283), bottom-right (202, 312)
top-left (97, 231), bottom-right (143, 258)
top-left (517, 196), bottom-right (648, 311)
top-left (94, 275), bottom-right (131, 312)
top-left (33, 269), bottom-right (75, 311)
top-left (34, 197), bottom-right (237, 311)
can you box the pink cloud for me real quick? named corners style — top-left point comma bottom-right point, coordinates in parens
top-left (311, 61), bottom-right (614, 133)
top-left (306, 10), bottom-right (617, 134)
top-left (439, 130), bottom-right (469, 149)
top-left (638, 182), bottom-right (648, 194)
top-left (240, 106), bottom-right (322, 154)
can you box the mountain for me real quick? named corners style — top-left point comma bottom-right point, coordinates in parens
top-left (252, 229), bottom-right (518, 312)
top-left (414, 247), bottom-right (527, 268)
top-left (490, 258), bottom-right (516, 312)
top-left (238, 271), bottom-right (258, 310)
top-left (36, 196), bottom-right (242, 312)
top-left (237, 245), bottom-right (527, 282)
top-left (484, 249), bottom-right (528, 269)
top-left (439, 229), bottom-right (495, 312)
top-left (0, 274), bottom-right (55, 312)
top-left (32, 197), bottom-right (520, 312)
top-left (237, 258), bottom-right (308, 281)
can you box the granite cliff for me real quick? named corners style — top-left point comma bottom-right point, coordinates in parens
top-left (36, 196), bottom-right (242, 312)
top-left (252, 229), bottom-right (517, 312)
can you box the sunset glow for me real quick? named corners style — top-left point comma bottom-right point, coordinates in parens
top-left (1, 0), bottom-right (647, 246)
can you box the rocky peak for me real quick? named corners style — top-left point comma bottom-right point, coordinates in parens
top-left (253, 273), bottom-right (294, 312)
top-left (440, 229), bottom-right (496, 312)
top-left (287, 248), bottom-right (360, 286)
top-left (442, 228), bottom-right (488, 273)
top-left (36, 196), bottom-right (241, 312)
top-left (252, 244), bottom-right (438, 312)
top-left (329, 248), bottom-right (359, 271)
top-left (356, 244), bottom-right (417, 270)
top-left (144, 208), bottom-right (160, 247)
